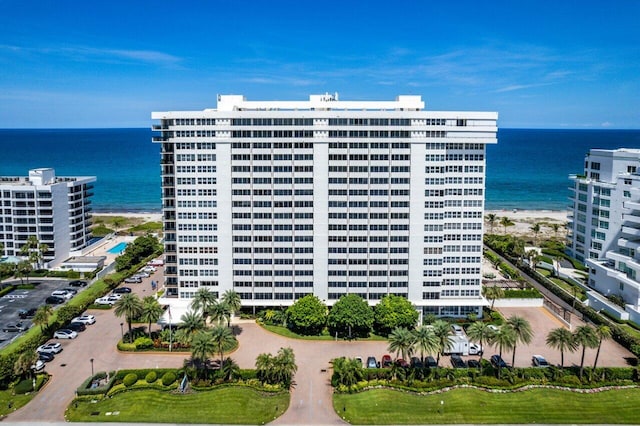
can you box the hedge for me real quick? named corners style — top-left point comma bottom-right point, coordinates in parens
top-left (145, 371), bottom-right (157, 383)
top-left (123, 373), bottom-right (138, 387)
top-left (503, 288), bottom-right (542, 299)
top-left (161, 371), bottom-right (177, 386)
top-left (76, 371), bottom-right (118, 396)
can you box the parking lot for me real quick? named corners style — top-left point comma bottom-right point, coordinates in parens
top-left (0, 278), bottom-right (85, 348)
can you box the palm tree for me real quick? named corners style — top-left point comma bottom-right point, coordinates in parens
top-left (222, 289), bottom-right (242, 322)
top-left (274, 347), bottom-right (297, 389)
top-left (140, 296), bottom-right (164, 338)
top-left (0, 242), bottom-right (4, 256)
top-left (551, 223), bottom-right (561, 239)
top-left (179, 310), bottom-right (206, 342)
top-left (37, 243), bottom-right (49, 269)
top-left (221, 357), bottom-right (241, 381)
top-left (489, 326), bottom-right (516, 378)
top-left (466, 321), bottom-right (493, 373)
top-left (387, 327), bottom-right (415, 361)
top-left (33, 305), bottom-right (53, 331)
top-left (14, 352), bottom-right (38, 379)
top-left (483, 286), bottom-right (504, 310)
top-left (431, 320), bottom-right (453, 367)
top-left (573, 325), bottom-right (599, 379)
top-left (255, 352), bottom-right (273, 384)
top-left (191, 288), bottom-right (216, 320)
top-left (412, 325), bottom-right (439, 365)
top-left (500, 216), bottom-right (515, 234)
top-left (546, 327), bottom-right (577, 368)
top-left (530, 223), bottom-right (541, 246)
top-left (593, 325), bottom-right (612, 370)
top-left (114, 294), bottom-right (143, 343)
top-left (190, 330), bottom-right (215, 377)
top-left (210, 324), bottom-right (235, 368)
top-left (506, 316), bottom-right (533, 368)
top-left (485, 213), bottom-right (497, 233)
top-left (16, 260), bottom-right (32, 284)
top-left (331, 357), bottom-right (364, 387)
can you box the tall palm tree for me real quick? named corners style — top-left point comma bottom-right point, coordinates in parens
top-left (140, 296), bottom-right (164, 338)
top-left (210, 324), bottom-right (235, 368)
top-left (551, 223), bottom-right (560, 239)
top-left (179, 310), bottom-right (206, 342)
top-left (274, 347), bottom-right (297, 389)
top-left (38, 243), bottom-right (49, 268)
top-left (255, 352), bottom-right (273, 384)
top-left (506, 316), bottom-right (533, 368)
top-left (500, 216), bottom-right (515, 234)
top-left (221, 357), bottom-right (241, 381)
top-left (191, 288), bottom-right (216, 320)
top-left (530, 223), bottom-right (541, 246)
top-left (483, 286), bottom-right (504, 310)
top-left (33, 305), bottom-right (53, 331)
top-left (466, 321), bottom-right (493, 373)
top-left (114, 294), bottom-right (143, 343)
top-left (431, 320), bottom-right (453, 367)
top-left (387, 327), bottom-right (415, 361)
top-left (485, 213), bottom-right (497, 233)
top-left (593, 325), bottom-right (612, 370)
top-left (489, 326), bottom-right (516, 378)
top-left (222, 289), bottom-right (242, 322)
top-left (573, 325), bottom-right (599, 379)
top-left (190, 330), bottom-right (215, 377)
top-left (412, 325), bottom-right (439, 364)
top-left (331, 357), bottom-right (364, 387)
top-left (14, 352), bottom-right (38, 379)
top-left (546, 327), bottom-right (577, 368)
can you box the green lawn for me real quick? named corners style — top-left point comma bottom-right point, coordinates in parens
top-left (0, 389), bottom-right (38, 418)
top-left (333, 387), bottom-right (640, 424)
top-left (66, 387), bottom-right (289, 424)
top-left (261, 324), bottom-right (387, 341)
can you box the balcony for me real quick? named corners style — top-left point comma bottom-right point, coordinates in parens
top-left (622, 226), bottom-right (640, 237)
top-left (623, 213), bottom-right (640, 225)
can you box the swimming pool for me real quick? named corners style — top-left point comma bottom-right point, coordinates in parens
top-left (107, 242), bottom-right (128, 254)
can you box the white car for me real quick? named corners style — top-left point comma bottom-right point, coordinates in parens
top-left (141, 266), bottom-right (156, 273)
top-left (51, 290), bottom-right (73, 300)
top-left (53, 329), bottom-right (77, 339)
top-left (31, 360), bottom-right (45, 372)
top-left (94, 296), bottom-right (118, 306)
top-left (37, 342), bottom-right (62, 354)
top-left (72, 315), bottom-right (96, 325)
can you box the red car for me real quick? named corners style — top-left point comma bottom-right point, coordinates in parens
top-left (395, 358), bottom-right (409, 368)
top-left (381, 354), bottom-right (392, 368)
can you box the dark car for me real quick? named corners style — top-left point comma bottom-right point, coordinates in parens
top-left (381, 354), bottom-right (392, 368)
top-left (2, 322), bottom-right (26, 333)
top-left (366, 356), bottom-right (379, 369)
top-left (425, 356), bottom-right (438, 368)
top-left (467, 359), bottom-right (480, 369)
top-left (490, 354), bottom-right (508, 368)
top-left (395, 358), bottom-right (409, 368)
top-left (410, 356), bottom-right (424, 368)
top-left (450, 354), bottom-right (467, 368)
top-left (532, 355), bottom-right (550, 368)
top-left (68, 280), bottom-right (87, 287)
top-left (38, 351), bottom-right (54, 362)
top-left (66, 322), bottom-right (86, 332)
top-left (18, 308), bottom-right (37, 319)
top-left (113, 287), bottom-right (132, 294)
top-left (45, 295), bottom-right (65, 305)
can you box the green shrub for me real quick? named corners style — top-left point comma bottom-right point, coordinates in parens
top-left (123, 373), bottom-right (138, 387)
top-left (134, 337), bottom-right (154, 350)
top-left (161, 371), bottom-right (177, 386)
top-left (0, 286), bottom-right (15, 297)
top-left (14, 378), bottom-right (33, 394)
top-left (145, 371), bottom-right (157, 383)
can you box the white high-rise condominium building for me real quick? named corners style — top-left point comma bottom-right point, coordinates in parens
top-left (568, 148), bottom-right (640, 323)
top-left (0, 168), bottom-right (95, 267)
top-left (152, 94), bottom-right (497, 318)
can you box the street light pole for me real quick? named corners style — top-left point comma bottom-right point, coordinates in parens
top-left (120, 322), bottom-right (124, 341)
top-left (90, 358), bottom-right (94, 377)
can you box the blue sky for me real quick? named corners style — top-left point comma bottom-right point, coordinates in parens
top-left (0, 0), bottom-right (638, 128)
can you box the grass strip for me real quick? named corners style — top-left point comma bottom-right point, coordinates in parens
top-left (333, 387), bottom-right (640, 424)
top-left (261, 323), bottom-right (387, 341)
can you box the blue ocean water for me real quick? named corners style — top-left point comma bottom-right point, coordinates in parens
top-left (0, 128), bottom-right (638, 212)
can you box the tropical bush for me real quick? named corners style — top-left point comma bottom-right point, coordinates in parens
top-left (161, 371), bottom-right (177, 386)
top-left (145, 371), bottom-right (157, 383)
top-left (123, 373), bottom-right (138, 387)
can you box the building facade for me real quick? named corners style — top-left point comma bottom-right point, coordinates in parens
top-left (0, 168), bottom-right (95, 267)
top-left (152, 94), bottom-right (497, 317)
top-left (568, 148), bottom-right (640, 323)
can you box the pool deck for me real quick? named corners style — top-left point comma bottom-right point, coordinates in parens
top-left (83, 235), bottom-right (136, 265)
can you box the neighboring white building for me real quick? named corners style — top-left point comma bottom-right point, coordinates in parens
top-left (568, 148), bottom-right (640, 323)
top-left (0, 168), bottom-right (95, 267)
top-left (152, 94), bottom-right (498, 318)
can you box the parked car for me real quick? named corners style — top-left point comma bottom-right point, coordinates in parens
top-left (490, 354), bottom-right (508, 368)
top-left (469, 342), bottom-right (483, 356)
top-left (51, 290), bottom-right (73, 300)
top-left (467, 359), bottom-right (480, 369)
top-left (2, 322), bottom-right (26, 333)
top-left (141, 266), bottom-right (156, 273)
top-left (66, 322), bottom-right (86, 332)
top-left (53, 329), bottom-right (77, 339)
top-left (68, 280), bottom-right (87, 287)
top-left (410, 356), bottom-right (424, 368)
top-left (94, 296), bottom-right (118, 306)
top-left (45, 295), bottom-right (65, 305)
top-left (18, 308), bottom-right (37, 319)
top-left (31, 360), bottom-right (45, 372)
top-left (451, 324), bottom-right (464, 335)
top-left (113, 287), bottom-right (132, 294)
top-left (72, 314), bottom-right (96, 325)
top-left (62, 288), bottom-right (78, 295)
top-left (37, 342), bottom-right (62, 354)
top-left (395, 358), bottom-right (409, 368)
top-left (450, 354), bottom-right (467, 368)
top-left (532, 355), bottom-right (550, 367)
top-left (381, 354), bottom-right (392, 368)
top-left (135, 271), bottom-right (150, 278)
top-left (487, 325), bottom-right (500, 333)
top-left (38, 351), bottom-right (54, 362)
top-left (354, 357), bottom-right (363, 367)
top-left (425, 356), bottom-right (438, 368)
top-left (366, 356), bottom-right (379, 369)
top-left (124, 276), bottom-right (142, 284)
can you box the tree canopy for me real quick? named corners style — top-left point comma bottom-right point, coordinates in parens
top-left (373, 295), bottom-right (418, 336)
top-left (327, 294), bottom-right (373, 338)
top-left (285, 294), bottom-right (327, 335)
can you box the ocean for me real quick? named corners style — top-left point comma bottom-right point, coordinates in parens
top-left (0, 128), bottom-right (639, 212)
